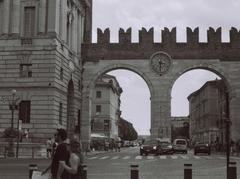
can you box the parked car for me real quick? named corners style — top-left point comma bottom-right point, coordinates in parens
top-left (158, 141), bottom-right (174, 155)
top-left (194, 142), bottom-right (211, 155)
top-left (140, 139), bottom-right (161, 155)
top-left (173, 139), bottom-right (188, 154)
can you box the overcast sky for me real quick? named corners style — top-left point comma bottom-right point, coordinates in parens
top-left (92, 0), bottom-right (239, 135)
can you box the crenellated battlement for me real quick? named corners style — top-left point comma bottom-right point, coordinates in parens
top-left (83, 27), bottom-right (240, 61)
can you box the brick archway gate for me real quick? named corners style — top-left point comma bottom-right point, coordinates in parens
top-left (80, 27), bottom-right (240, 147)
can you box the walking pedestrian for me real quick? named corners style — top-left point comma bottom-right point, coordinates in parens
top-left (60, 139), bottom-right (84, 179)
top-left (42, 128), bottom-right (70, 179)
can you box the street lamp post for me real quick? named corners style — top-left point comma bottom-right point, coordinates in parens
top-left (8, 89), bottom-right (19, 158)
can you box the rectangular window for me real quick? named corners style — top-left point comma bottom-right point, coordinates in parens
top-left (24, 7), bottom-right (35, 37)
top-left (19, 101), bottom-right (31, 124)
top-left (96, 91), bottom-right (101, 98)
top-left (96, 105), bottom-right (101, 113)
top-left (60, 67), bottom-right (64, 81)
top-left (104, 120), bottom-right (110, 130)
top-left (59, 103), bottom-right (63, 125)
top-left (20, 64), bottom-right (32, 77)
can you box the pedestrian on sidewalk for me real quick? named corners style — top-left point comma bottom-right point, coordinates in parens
top-left (117, 141), bottom-right (121, 152)
top-left (42, 128), bottom-right (70, 179)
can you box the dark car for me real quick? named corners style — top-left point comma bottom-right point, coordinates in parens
top-left (158, 142), bottom-right (174, 155)
top-left (194, 142), bottom-right (211, 155)
top-left (140, 140), bottom-right (161, 155)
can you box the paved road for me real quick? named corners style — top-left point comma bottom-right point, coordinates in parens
top-left (0, 147), bottom-right (240, 179)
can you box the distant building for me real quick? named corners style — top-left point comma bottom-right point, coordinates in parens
top-left (171, 116), bottom-right (189, 128)
top-left (91, 74), bottom-right (122, 140)
top-left (171, 116), bottom-right (189, 140)
top-left (188, 79), bottom-right (227, 145)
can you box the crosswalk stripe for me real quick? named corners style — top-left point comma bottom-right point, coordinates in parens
top-left (88, 156), bottom-right (98, 160)
top-left (193, 156), bottom-right (200, 159)
top-left (159, 155), bottom-right (167, 159)
top-left (122, 156), bottom-right (130, 160)
top-left (171, 155), bottom-right (178, 159)
top-left (99, 156), bottom-right (109, 160)
top-left (180, 155), bottom-right (189, 159)
top-left (111, 156), bottom-right (119, 160)
top-left (217, 156), bottom-right (225, 160)
top-left (147, 156), bottom-right (154, 159)
top-left (202, 156), bottom-right (212, 159)
top-left (135, 156), bottom-right (142, 160)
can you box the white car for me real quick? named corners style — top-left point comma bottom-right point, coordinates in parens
top-left (173, 139), bottom-right (188, 154)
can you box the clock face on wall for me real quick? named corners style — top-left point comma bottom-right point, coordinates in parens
top-left (150, 52), bottom-right (172, 76)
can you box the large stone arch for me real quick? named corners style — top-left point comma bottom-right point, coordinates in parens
top-left (81, 27), bottom-right (240, 148)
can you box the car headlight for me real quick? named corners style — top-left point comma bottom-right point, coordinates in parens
top-left (140, 146), bottom-right (143, 149)
top-left (168, 145), bottom-right (173, 149)
top-left (153, 146), bottom-right (157, 150)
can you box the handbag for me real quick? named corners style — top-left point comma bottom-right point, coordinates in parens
top-left (32, 171), bottom-right (50, 179)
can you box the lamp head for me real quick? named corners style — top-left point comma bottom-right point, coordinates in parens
top-left (11, 89), bottom-right (16, 95)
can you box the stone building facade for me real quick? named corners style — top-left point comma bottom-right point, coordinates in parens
top-left (188, 79), bottom-right (227, 145)
top-left (91, 74), bottom-right (122, 140)
top-left (0, 0), bottom-right (92, 142)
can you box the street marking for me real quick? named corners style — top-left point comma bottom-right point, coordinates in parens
top-left (159, 155), bottom-right (167, 159)
top-left (111, 156), bottom-right (119, 160)
top-left (122, 156), bottom-right (130, 160)
top-left (193, 156), bottom-right (200, 159)
top-left (99, 156), bottom-right (109, 160)
top-left (202, 156), bottom-right (212, 159)
top-left (180, 155), bottom-right (189, 159)
top-left (171, 155), bottom-right (178, 159)
top-left (217, 156), bottom-right (225, 160)
top-left (135, 156), bottom-right (142, 160)
top-left (147, 156), bottom-right (154, 160)
top-left (88, 156), bottom-right (98, 160)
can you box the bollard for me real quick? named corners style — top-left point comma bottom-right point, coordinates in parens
top-left (130, 164), bottom-right (139, 179)
top-left (29, 164), bottom-right (38, 179)
top-left (184, 164), bottom-right (192, 179)
top-left (81, 164), bottom-right (87, 179)
top-left (228, 162), bottom-right (237, 179)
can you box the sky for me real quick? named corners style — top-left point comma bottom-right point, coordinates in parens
top-left (92, 0), bottom-right (239, 135)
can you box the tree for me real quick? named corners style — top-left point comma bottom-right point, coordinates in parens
top-left (118, 118), bottom-right (138, 141)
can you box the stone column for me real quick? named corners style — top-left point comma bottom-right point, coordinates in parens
top-left (11, 0), bottom-right (20, 35)
top-left (230, 96), bottom-right (240, 141)
top-left (80, 91), bottom-right (91, 151)
top-left (2, 0), bottom-right (11, 34)
top-left (38, 0), bottom-right (47, 34)
top-left (72, 10), bottom-right (78, 53)
top-left (77, 12), bottom-right (82, 55)
top-left (47, 0), bottom-right (60, 36)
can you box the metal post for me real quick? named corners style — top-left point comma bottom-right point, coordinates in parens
top-left (130, 164), bottom-right (139, 179)
top-left (16, 117), bottom-right (20, 158)
top-left (228, 162), bottom-right (237, 179)
top-left (81, 164), bottom-right (87, 179)
top-left (184, 164), bottom-right (192, 179)
top-left (29, 164), bottom-right (38, 179)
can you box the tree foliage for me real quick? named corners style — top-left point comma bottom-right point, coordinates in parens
top-left (118, 118), bottom-right (138, 141)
